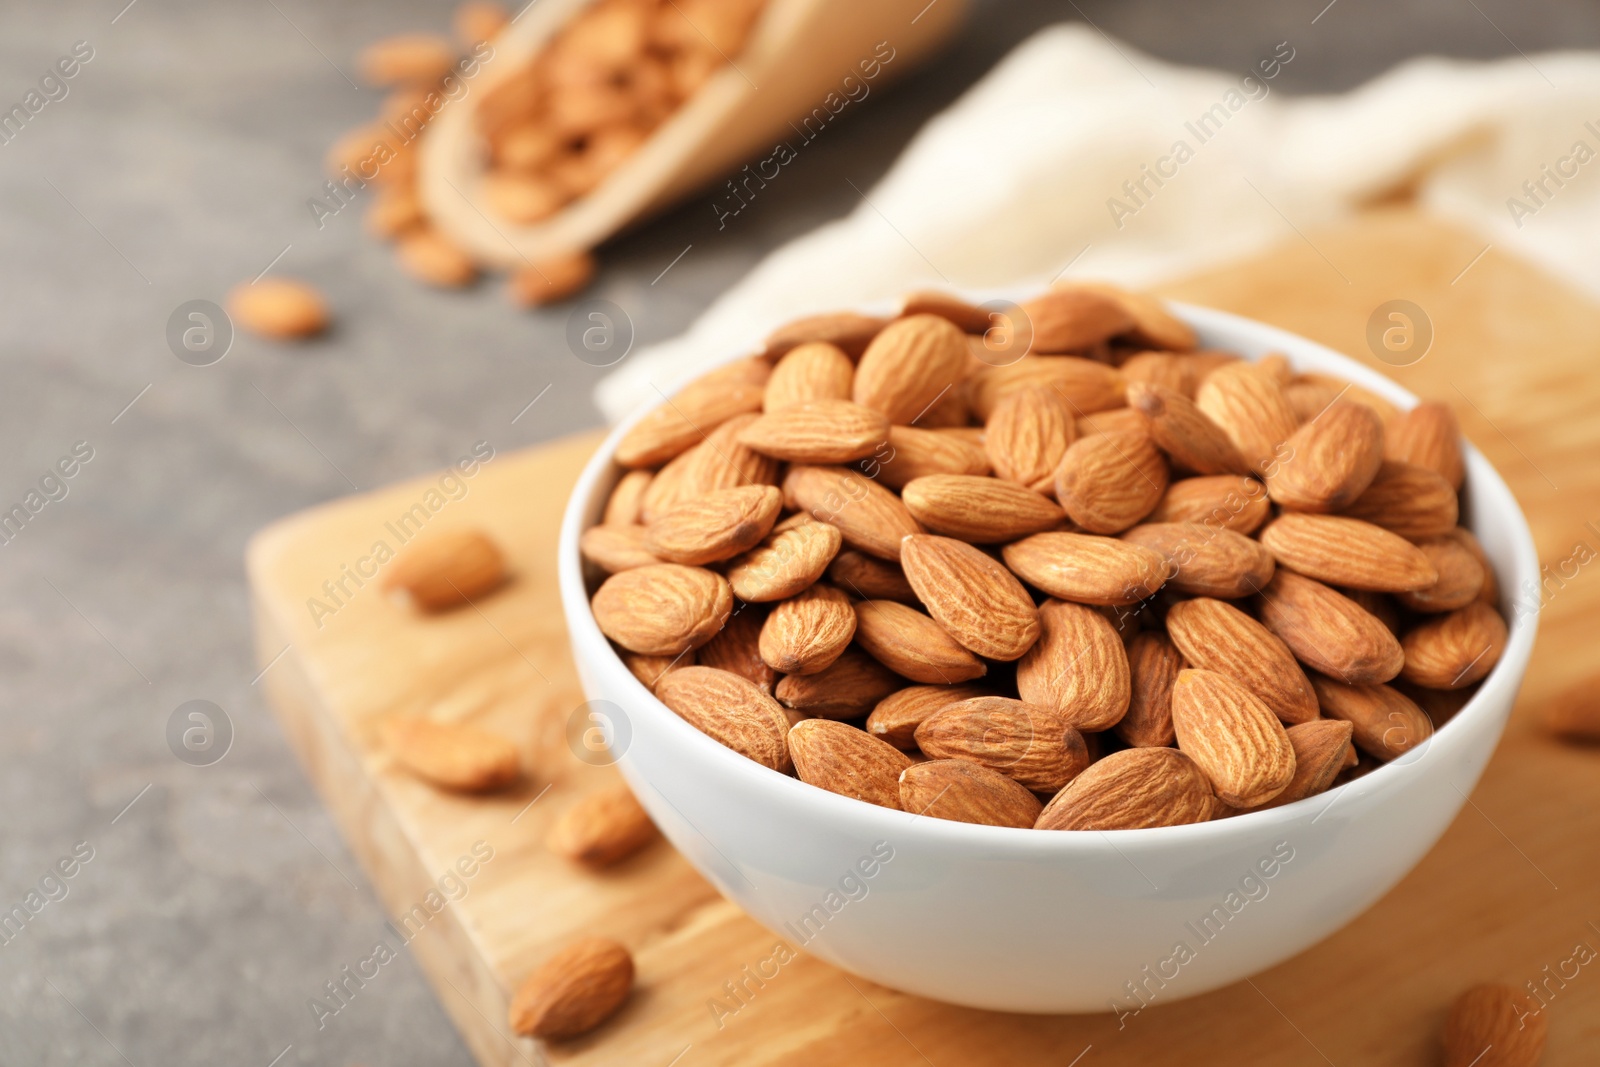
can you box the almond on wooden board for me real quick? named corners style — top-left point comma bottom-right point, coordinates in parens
top-left (1170, 669), bottom-right (1295, 808)
top-left (788, 718), bottom-right (912, 809)
top-left (726, 520), bottom-right (842, 602)
top-left (382, 718), bottom-right (521, 793)
top-left (1018, 286), bottom-right (1136, 352)
top-left (1165, 597), bottom-right (1319, 725)
top-left (546, 784), bottom-right (658, 866)
top-left (615, 376), bottom-right (766, 469)
top-left (590, 564), bottom-right (732, 656)
top-left (852, 599), bottom-right (987, 684)
top-left (1441, 983), bottom-right (1547, 1067)
top-left (1257, 513), bottom-right (1437, 592)
top-left (852, 314), bottom-right (970, 425)
top-left (758, 583), bottom-right (855, 675)
top-left (1128, 383), bottom-right (1249, 476)
top-left (1542, 670), bottom-right (1600, 741)
top-left (1034, 747), bottom-right (1213, 831)
top-left (915, 696), bottom-right (1090, 793)
top-left (1014, 599), bottom-right (1131, 731)
top-left (1053, 429), bottom-right (1170, 534)
top-left (899, 534), bottom-right (1041, 661)
top-left (964, 356), bottom-right (1125, 421)
top-left (782, 465), bottom-right (923, 560)
top-left (764, 342), bottom-right (854, 411)
top-left (870, 425), bottom-right (991, 489)
top-left (1400, 601), bottom-right (1508, 690)
top-left (826, 548), bottom-right (920, 603)
top-left (774, 647), bottom-right (903, 719)
top-left (761, 311), bottom-right (888, 360)
top-left (899, 759), bottom-right (1043, 828)
top-left (1264, 400), bottom-right (1385, 512)
top-left (1001, 531), bottom-right (1171, 606)
top-left (602, 469), bottom-right (653, 526)
top-left (1260, 719), bottom-right (1354, 808)
top-left (1115, 632), bottom-right (1184, 748)
top-left (384, 528), bottom-right (508, 610)
top-left (645, 486), bottom-right (782, 566)
top-left (900, 474), bottom-right (1065, 543)
top-left (1396, 536), bottom-right (1486, 613)
top-left (1257, 570), bottom-right (1406, 685)
top-left (696, 607), bottom-right (776, 692)
top-left (227, 278), bottom-right (329, 339)
top-left (1387, 401), bottom-right (1465, 490)
top-left (1121, 522), bottom-right (1275, 599)
top-left (865, 683), bottom-right (993, 749)
top-left (1339, 460), bottom-right (1460, 542)
top-left (621, 649), bottom-right (691, 690)
top-left (656, 667), bottom-right (793, 773)
top-left (985, 384), bottom-right (1076, 487)
top-left (1148, 475), bottom-right (1271, 534)
top-left (1195, 362), bottom-right (1300, 476)
top-left (507, 936), bottom-right (634, 1039)
top-left (1309, 675), bottom-right (1433, 761)
top-left (579, 524), bottom-right (661, 574)
top-left (737, 399), bottom-right (890, 464)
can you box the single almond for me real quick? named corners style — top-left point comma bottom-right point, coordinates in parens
top-left (852, 314), bottom-right (970, 425)
top-left (1339, 460), bottom-right (1460, 541)
top-left (1445, 527), bottom-right (1500, 607)
top-left (1165, 597), bottom-right (1319, 725)
top-left (865, 683), bottom-right (993, 749)
top-left (900, 474), bottom-right (1064, 543)
top-left (761, 312), bottom-right (888, 360)
top-left (1345, 588), bottom-right (1405, 636)
top-left (726, 520), bottom-right (842, 602)
top-left (1053, 429), bottom-right (1170, 534)
top-left (383, 718), bottom-right (520, 793)
top-left (1067, 282), bottom-right (1196, 351)
top-left (1387, 401), bottom-right (1465, 490)
top-left (788, 719), bottom-right (912, 809)
top-left (384, 528), bottom-right (507, 610)
top-left (1001, 531), bottom-right (1171, 606)
top-left (1258, 570), bottom-right (1406, 685)
top-left (1128, 383), bottom-right (1249, 476)
top-left (870, 425), bottom-right (991, 489)
top-left (1264, 400), bottom-right (1385, 511)
top-left (1015, 599), bottom-right (1131, 731)
top-left (645, 485), bottom-right (781, 565)
top-left (455, 1), bottom-right (510, 46)
top-left (758, 583), bottom-right (856, 675)
top-left (1396, 536), bottom-right (1486, 613)
top-left (1019, 287), bottom-right (1136, 352)
top-left (774, 647), bottom-right (903, 720)
top-left (1441, 983), bottom-right (1547, 1067)
top-left (899, 759), bottom-right (1043, 828)
top-left (1541, 670), bottom-right (1600, 741)
top-left (590, 564), bottom-right (732, 656)
top-left (737, 399), bottom-right (890, 463)
top-left (900, 534), bottom-right (1041, 661)
top-left (826, 548), bottom-right (920, 603)
top-left (696, 607), bottom-right (776, 692)
top-left (1115, 632), bottom-right (1184, 748)
top-left (227, 278), bottom-right (329, 339)
top-left (915, 696), bottom-right (1089, 793)
top-left (783, 465), bottom-right (923, 560)
top-left (901, 290), bottom-right (995, 333)
top-left (1170, 669), bottom-right (1295, 808)
top-left (1309, 675), bottom-right (1434, 760)
top-left (358, 33), bottom-right (457, 86)
top-left (507, 937), bottom-right (633, 1039)
top-left (546, 784), bottom-right (658, 867)
top-left (1035, 747), bottom-right (1212, 830)
top-left (672, 412), bottom-right (782, 498)
top-left (1260, 719), bottom-right (1355, 808)
top-left (656, 667), bottom-right (792, 772)
top-left (637, 450), bottom-right (690, 524)
top-left (1400, 602), bottom-right (1508, 690)
top-left (1121, 522), bottom-right (1275, 599)
top-left (621, 650), bottom-right (691, 690)
top-left (965, 356), bottom-right (1125, 421)
top-left (1258, 513), bottom-right (1437, 592)
top-left (852, 599), bottom-right (987, 684)
top-left (1120, 351), bottom-right (1192, 395)
top-left (1148, 474), bottom-right (1271, 534)
top-left (508, 253), bottom-right (594, 304)
top-left (985, 384), bottom-right (1076, 487)
top-left (579, 524), bottom-right (661, 574)
top-left (764, 342), bottom-right (854, 411)
top-left (602, 469), bottom-right (653, 526)
top-left (395, 228), bottom-right (479, 288)
top-left (614, 376), bottom-right (765, 468)
top-left (1194, 362), bottom-right (1300, 475)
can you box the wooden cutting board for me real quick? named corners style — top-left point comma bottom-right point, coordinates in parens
top-left (247, 208), bottom-right (1600, 1066)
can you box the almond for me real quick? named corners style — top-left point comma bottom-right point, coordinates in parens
top-left (1283, 379), bottom-right (1343, 424)
top-left (1165, 598), bottom-right (1319, 725)
top-left (384, 528), bottom-right (507, 609)
top-left (455, 1), bottom-right (509, 46)
top-left (726, 520), bottom-right (842, 602)
top-left (985, 384), bottom-right (1076, 486)
top-left (1014, 599), bottom-right (1131, 731)
top-left (1121, 351), bottom-right (1192, 395)
top-left (1001, 531), bottom-right (1171, 606)
top-left (915, 696), bottom-right (1089, 793)
top-left (696, 607), bottom-right (776, 692)
top-left (1261, 719), bottom-right (1354, 808)
top-left (508, 937), bottom-right (633, 1039)
top-left (602, 469), bottom-right (652, 526)
top-left (852, 599), bottom-right (987, 683)
top-left (1387, 401), bottom-right (1464, 490)
top-left (774, 647), bottom-right (902, 719)
top-left (826, 548), bottom-right (920, 603)
top-left (645, 485), bottom-right (781, 565)
top-left (395, 228), bottom-right (479, 288)
top-left (852, 314), bottom-right (970, 424)
top-left (870, 425), bottom-right (990, 489)
top-left (1445, 527), bottom-right (1500, 606)
top-left (1339, 460), bottom-right (1459, 541)
top-left (1264, 400), bottom-right (1385, 511)
top-left (899, 534), bottom-right (1041, 660)
top-left (1396, 536), bottom-right (1485, 613)
top-left (1069, 282), bottom-right (1196, 351)
top-left (901, 290), bottom-right (994, 333)
top-left (590, 564), bottom-right (732, 655)
top-left (783, 465), bottom-right (923, 560)
top-left (1309, 676), bottom-right (1434, 760)
top-left (764, 342), bottom-right (854, 411)
top-left (1115, 632), bottom-right (1184, 747)
top-left (758, 583), bottom-right (855, 675)
top-left (673, 412), bottom-right (782, 498)
top-left (1170, 669), bottom-right (1295, 808)
top-left (899, 759), bottom-right (1043, 828)
top-left (656, 666), bottom-right (792, 772)
top-left (1034, 747), bottom-right (1213, 831)
top-left (1399, 602), bottom-right (1508, 690)
top-left (546, 784), bottom-right (658, 867)
top-left (1075, 406), bottom-right (1149, 440)
top-left (1053, 429), bottom-right (1169, 534)
top-left (762, 311), bottom-right (888, 360)
top-left (1195, 362), bottom-right (1300, 475)
top-left (738, 399), bottom-right (890, 463)
top-left (227, 278), bottom-right (329, 339)
top-left (1128, 383), bottom-right (1249, 476)
top-left (1257, 513), bottom-right (1437, 592)
top-left (900, 474), bottom-right (1064, 543)
top-left (615, 376), bottom-right (765, 468)
top-left (788, 719), bottom-right (912, 809)
top-left (1019, 287), bottom-right (1136, 352)
top-left (579, 524), bottom-right (660, 574)
top-left (965, 356), bottom-right (1125, 421)
top-left (1294, 372), bottom-right (1400, 423)
top-left (621, 650), bottom-right (691, 690)
top-left (1542, 671), bottom-right (1600, 742)
top-left (1441, 984), bottom-right (1547, 1067)
top-left (1121, 522), bottom-right (1275, 598)
top-left (382, 718), bottom-right (521, 792)
top-left (359, 33), bottom-right (457, 86)
top-left (865, 683), bottom-right (993, 749)
top-left (637, 449), bottom-right (691, 523)
top-left (1258, 570), bottom-right (1406, 685)
top-left (1148, 475), bottom-right (1270, 534)
top-left (1345, 588), bottom-right (1405, 635)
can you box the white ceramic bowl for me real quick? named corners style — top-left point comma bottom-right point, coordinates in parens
top-left (558, 298), bottom-right (1539, 1013)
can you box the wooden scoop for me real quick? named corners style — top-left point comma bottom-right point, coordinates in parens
top-left (419, 0), bottom-right (967, 269)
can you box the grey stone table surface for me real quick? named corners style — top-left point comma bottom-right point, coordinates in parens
top-left (0, 1), bottom-right (1592, 1063)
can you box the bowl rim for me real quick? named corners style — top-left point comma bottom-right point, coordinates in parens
top-left (558, 293), bottom-right (1541, 854)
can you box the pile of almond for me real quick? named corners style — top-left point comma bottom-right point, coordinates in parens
top-left (580, 283), bottom-right (1510, 830)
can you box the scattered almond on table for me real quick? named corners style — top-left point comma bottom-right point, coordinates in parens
top-left (508, 936), bottom-right (634, 1039)
top-left (546, 783), bottom-right (659, 866)
top-left (382, 718), bottom-right (521, 793)
top-left (227, 277), bottom-right (329, 340)
top-left (384, 528), bottom-right (508, 611)
top-left (1441, 983), bottom-right (1546, 1067)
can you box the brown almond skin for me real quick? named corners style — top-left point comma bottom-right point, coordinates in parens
top-left (396, 228), bottom-right (479, 288)
top-left (615, 377), bottom-right (766, 469)
top-left (783, 465), bottom-right (923, 560)
top-left (853, 599), bottom-right (987, 684)
top-left (1054, 430), bottom-right (1170, 534)
top-left (1069, 281), bottom-right (1196, 350)
top-left (900, 474), bottom-right (1065, 543)
top-left (1441, 984), bottom-right (1546, 1067)
top-left (1340, 460), bottom-right (1460, 542)
top-left (1019, 287), bottom-right (1136, 352)
top-left (579, 525), bottom-right (661, 574)
top-left (1397, 536), bottom-right (1486, 613)
top-left (1195, 363), bottom-right (1300, 476)
top-left (826, 549), bottom-right (920, 603)
top-left (384, 529), bottom-right (508, 610)
top-left (1258, 513), bottom-right (1438, 592)
top-left (762, 312), bottom-right (888, 360)
top-left (899, 760), bottom-right (1043, 828)
top-left (227, 278), bottom-right (329, 339)
top-left (383, 719), bottom-right (521, 793)
top-left (759, 583), bottom-right (856, 676)
top-left (1035, 747), bottom-right (1213, 831)
top-left (1309, 675), bottom-right (1434, 761)
top-left (916, 696), bottom-right (1089, 793)
top-left (1264, 401), bottom-right (1385, 511)
top-left (602, 469), bottom-right (652, 526)
top-left (1149, 475), bottom-right (1271, 534)
top-left (865, 684), bottom-right (993, 749)
top-left (985, 384), bottom-right (1076, 487)
top-left (1165, 598), bottom-right (1320, 725)
top-left (1542, 670), bottom-right (1600, 741)
top-left (764, 342), bottom-right (854, 411)
top-left (696, 607), bottom-right (776, 693)
top-left (1128, 382), bottom-right (1250, 476)
top-left (900, 534), bottom-right (1041, 661)
top-left (901, 290), bottom-right (995, 332)
top-left (774, 648), bottom-right (902, 720)
top-left (546, 784), bottom-right (658, 867)
top-left (508, 937), bottom-right (634, 1039)
top-left (673, 412), bottom-right (782, 499)
top-left (1115, 632), bottom-right (1184, 748)
top-left (964, 356), bottom-right (1125, 421)
top-left (656, 667), bottom-right (793, 773)
top-left (1014, 600), bottom-right (1131, 731)
top-left (1170, 669), bottom-right (1295, 808)
top-left (591, 564), bottom-right (732, 656)
top-left (852, 314), bottom-right (970, 425)
top-left (646, 485), bottom-right (781, 565)
top-left (737, 399), bottom-right (890, 464)
top-left (726, 520), bottom-right (842, 602)
top-left (1076, 407), bottom-right (1149, 439)
top-left (1001, 531), bottom-right (1172, 607)
top-left (1387, 401), bottom-right (1465, 490)
top-left (1121, 522), bottom-right (1275, 598)
top-left (871, 425), bottom-right (991, 489)
top-left (1258, 570), bottom-right (1406, 685)
top-left (1445, 526), bottom-right (1500, 607)
top-left (1260, 719), bottom-right (1355, 808)
top-left (1400, 602), bottom-right (1508, 690)
top-left (788, 719), bottom-right (913, 810)
top-left (621, 650), bottom-right (691, 691)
